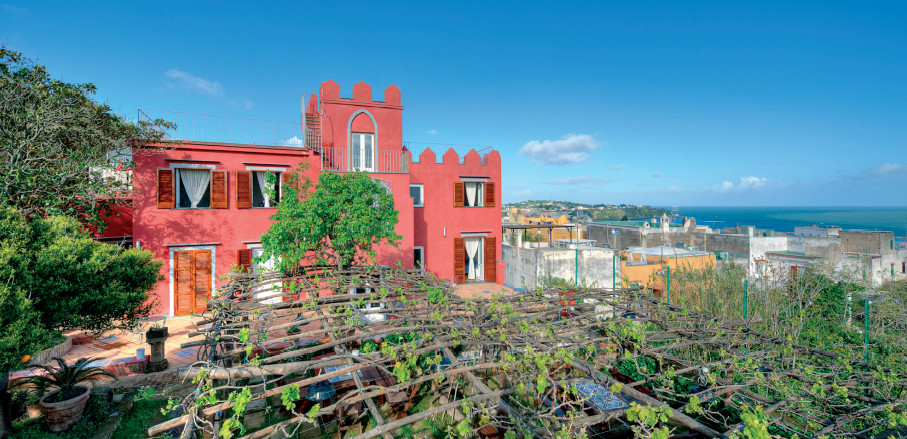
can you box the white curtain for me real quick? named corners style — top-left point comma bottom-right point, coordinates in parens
top-left (465, 238), bottom-right (480, 280)
top-left (179, 169), bottom-right (211, 208)
top-left (465, 182), bottom-right (478, 207)
top-left (254, 171), bottom-right (272, 207)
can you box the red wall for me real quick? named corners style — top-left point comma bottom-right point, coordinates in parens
top-left (132, 143), bottom-right (318, 316)
top-left (410, 148), bottom-right (503, 283)
top-left (319, 80), bottom-right (403, 153)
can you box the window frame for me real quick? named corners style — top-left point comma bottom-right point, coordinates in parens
top-left (250, 170), bottom-right (282, 209)
top-left (410, 184), bottom-right (424, 207)
top-left (351, 132), bottom-right (375, 172)
top-left (464, 181), bottom-right (485, 207)
top-left (173, 166), bottom-right (214, 209)
top-left (414, 246), bottom-right (425, 270)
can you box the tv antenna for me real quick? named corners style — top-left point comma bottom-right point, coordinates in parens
top-left (702, 215), bottom-right (724, 229)
top-left (671, 206), bottom-right (679, 223)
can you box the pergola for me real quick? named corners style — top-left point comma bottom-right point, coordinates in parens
top-left (502, 223), bottom-right (580, 248)
top-left (147, 265), bottom-right (907, 439)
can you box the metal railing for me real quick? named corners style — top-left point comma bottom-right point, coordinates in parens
top-left (403, 142), bottom-right (494, 164)
top-left (138, 109), bottom-right (305, 147)
top-left (318, 147), bottom-right (410, 174)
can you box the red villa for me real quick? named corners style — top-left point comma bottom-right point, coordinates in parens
top-left (102, 80), bottom-right (503, 316)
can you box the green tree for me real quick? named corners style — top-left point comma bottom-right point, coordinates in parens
top-left (0, 208), bottom-right (164, 333)
top-left (259, 164), bottom-right (402, 271)
top-left (0, 286), bottom-right (51, 438)
top-left (621, 215), bottom-right (629, 221)
top-left (0, 46), bottom-right (175, 230)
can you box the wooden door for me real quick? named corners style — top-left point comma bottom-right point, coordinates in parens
top-left (174, 250), bottom-right (213, 316)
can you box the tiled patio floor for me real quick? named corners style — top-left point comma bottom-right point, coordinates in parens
top-left (60, 315), bottom-right (208, 373)
top-left (453, 282), bottom-right (511, 298)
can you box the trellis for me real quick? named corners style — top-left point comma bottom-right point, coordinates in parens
top-left (148, 265), bottom-right (907, 439)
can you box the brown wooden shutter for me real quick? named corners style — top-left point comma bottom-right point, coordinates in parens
top-left (453, 182), bottom-right (464, 207)
top-left (454, 238), bottom-right (466, 284)
top-left (484, 237), bottom-right (496, 283)
top-left (237, 249), bottom-right (253, 273)
top-left (157, 168), bottom-right (175, 209)
top-left (484, 182), bottom-right (495, 207)
top-left (174, 251), bottom-right (192, 315)
top-left (211, 170), bottom-right (228, 208)
top-left (236, 171), bottom-right (252, 209)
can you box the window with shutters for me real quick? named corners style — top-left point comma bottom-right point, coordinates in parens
top-left (252, 171), bottom-right (281, 208)
top-left (175, 168), bottom-right (212, 209)
top-left (454, 181), bottom-right (495, 207)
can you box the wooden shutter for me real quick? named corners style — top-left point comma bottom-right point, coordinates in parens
top-left (211, 170), bottom-right (228, 208)
top-left (194, 250), bottom-right (212, 313)
top-left (236, 171), bottom-right (252, 209)
top-left (453, 182), bottom-right (464, 207)
top-left (174, 251), bottom-right (192, 315)
top-left (484, 237), bottom-right (496, 283)
top-left (237, 249), bottom-right (253, 273)
top-left (157, 169), bottom-right (175, 209)
top-left (454, 238), bottom-right (466, 284)
top-left (484, 182), bottom-right (495, 207)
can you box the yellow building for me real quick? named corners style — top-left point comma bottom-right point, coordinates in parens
top-left (620, 247), bottom-right (716, 297)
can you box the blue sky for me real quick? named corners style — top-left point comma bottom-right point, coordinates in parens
top-left (3, 1), bottom-right (905, 206)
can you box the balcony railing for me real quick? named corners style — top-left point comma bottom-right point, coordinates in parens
top-left (138, 109), bottom-right (305, 147)
top-left (403, 142), bottom-right (494, 164)
top-left (317, 147), bottom-right (410, 174)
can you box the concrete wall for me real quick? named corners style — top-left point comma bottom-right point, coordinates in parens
top-left (503, 245), bottom-right (619, 290)
top-left (841, 231), bottom-right (895, 255)
top-left (790, 235), bottom-right (842, 266)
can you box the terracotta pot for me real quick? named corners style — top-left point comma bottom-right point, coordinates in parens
top-left (39, 387), bottom-right (90, 432)
top-left (26, 405), bottom-right (42, 419)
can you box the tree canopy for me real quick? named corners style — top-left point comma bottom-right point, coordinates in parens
top-left (0, 208), bottom-right (163, 334)
top-left (0, 46), bottom-right (175, 230)
top-left (258, 164), bottom-right (402, 271)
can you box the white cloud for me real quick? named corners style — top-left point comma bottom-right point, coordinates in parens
top-left (543, 176), bottom-right (617, 185)
top-left (425, 129), bottom-right (438, 135)
top-left (518, 133), bottom-right (600, 165)
top-left (707, 176), bottom-right (769, 192)
top-left (651, 172), bottom-right (663, 178)
top-left (165, 69), bottom-right (224, 96)
top-left (851, 163), bottom-right (907, 179)
top-left (665, 186), bottom-right (685, 192)
top-left (281, 136), bottom-right (303, 146)
top-left (609, 164), bottom-right (628, 170)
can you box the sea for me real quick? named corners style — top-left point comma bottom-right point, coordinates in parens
top-left (654, 206), bottom-right (907, 236)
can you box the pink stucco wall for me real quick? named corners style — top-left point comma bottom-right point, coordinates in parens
top-left (410, 148), bottom-right (503, 283)
top-left (132, 142), bottom-right (319, 316)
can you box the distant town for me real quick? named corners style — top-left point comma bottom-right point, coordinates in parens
top-left (502, 200), bottom-right (671, 223)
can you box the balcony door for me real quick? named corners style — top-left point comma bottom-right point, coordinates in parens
top-left (351, 133), bottom-right (374, 172)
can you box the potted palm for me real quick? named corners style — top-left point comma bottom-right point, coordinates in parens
top-left (15, 357), bottom-right (116, 431)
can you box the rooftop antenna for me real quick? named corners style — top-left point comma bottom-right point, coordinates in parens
top-left (671, 206), bottom-right (679, 223)
top-left (702, 215), bottom-right (724, 229)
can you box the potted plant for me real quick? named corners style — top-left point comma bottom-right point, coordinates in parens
top-left (112, 388), bottom-right (126, 402)
top-left (14, 357), bottom-right (116, 432)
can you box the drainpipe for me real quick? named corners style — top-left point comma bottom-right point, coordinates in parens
top-left (612, 254), bottom-right (616, 290)
top-left (666, 266), bottom-right (670, 304)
